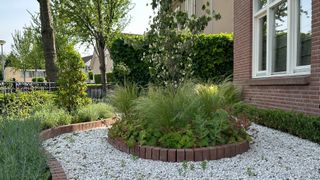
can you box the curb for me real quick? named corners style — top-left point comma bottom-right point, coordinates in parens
top-left (41, 118), bottom-right (116, 180)
top-left (107, 137), bottom-right (249, 162)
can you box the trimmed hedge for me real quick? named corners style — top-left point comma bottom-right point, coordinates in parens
top-left (32, 77), bottom-right (45, 82)
top-left (110, 35), bottom-right (151, 86)
top-left (234, 103), bottom-right (320, 144)
top-left (110, 33), bottom-right (234, 85)
top-left (94, 73), bottom-right (114, 84)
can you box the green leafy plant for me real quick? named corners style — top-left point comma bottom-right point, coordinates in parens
top-left (75, 103), bottom-right (114, 123)
top-left (56, 45), bottom-right (90, 112)
top-left (32, 102), bottom-right (72, 130)
top-left (109, 81), bottom-right (249, 149)
top-left (0, 91), bottom-right (56, 118)
top-left (0, 118), bottom-right (50, 179)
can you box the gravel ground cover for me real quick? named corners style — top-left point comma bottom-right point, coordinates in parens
top-left (43, 124), bottom-right (320, 180)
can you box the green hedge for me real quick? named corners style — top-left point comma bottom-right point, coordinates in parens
top-left (234, 104), bottom-right (320, 144)
top-left (110, 33), bottom-right (234, 85)
top-left (32, 77), bottom-right (45, 82)
top-left (110, 35), bottom-right (151, 86)
top-left (94, 73), bottom-right (114, 84)
top-left (192, 34), bottom-right (233, 82)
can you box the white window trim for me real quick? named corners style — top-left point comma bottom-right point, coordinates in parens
top-left (252, 0), bottom-right (311, 79)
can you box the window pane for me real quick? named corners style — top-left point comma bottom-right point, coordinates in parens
top-left (257, 0), bottom-right (268, 10)
top-left (259, 16), bottom-right (267, 71)
top-left (273, 1), bottom-right (288, 73)
top-left (298, 0), bottom-right (312, 66)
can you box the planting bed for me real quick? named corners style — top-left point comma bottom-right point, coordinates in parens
top-left (43, 123), bottom-right (320, 179)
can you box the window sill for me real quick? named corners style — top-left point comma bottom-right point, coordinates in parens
top-left (247, 75), bottom-right (310, 86)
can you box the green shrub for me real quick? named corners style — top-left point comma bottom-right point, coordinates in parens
top-left (192, 34), bottom-right (233, 82)
top-left (109, 81), bottom-right (249, 148)
top-left (94, 73), bottom-right (114, 84)
top-left (0, 91), bottom-right (56, 118)
top-left (0, 118), bottom-right (50, 179)
top-left (110, 35), bottom-right (151, 86)
top-left (32, 103), bottom-right (72, 130)
top-left (110, 34), bottom-right (233, 85)
top-left (32, 77), bottom-right (45, 82)
top-left (57, 45), bottom-right (90, 112)
top-left (94, 74), bottom-right (102, 84)
top-left (75, 103), bottom-right (114, 123)
top-left (88, 71), bottom-right (93, 80)
top-left (234, 104), bottom-right (320, 144)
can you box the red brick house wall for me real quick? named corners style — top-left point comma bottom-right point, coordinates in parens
top-left (233, 0), bottom-right (320, 115)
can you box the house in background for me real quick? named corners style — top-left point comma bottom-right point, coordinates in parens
top-left (233, 0), bottom-right (319, 115)
top-left (4, 67), bottom-right (46, 82)
top-left (172, 0), bottom-right (234, 34)
top-left (82, 49), bottom-right (113, 83)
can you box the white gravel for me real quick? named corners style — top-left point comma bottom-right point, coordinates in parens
top-left (43, 124), bottom-right (320, 180)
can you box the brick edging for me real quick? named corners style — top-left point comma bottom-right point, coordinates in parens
top-left (107, 138), bottom-right (249, 162)
top-left (41, 118), bottom-right (116, 180)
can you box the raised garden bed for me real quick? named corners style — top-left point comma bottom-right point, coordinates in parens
top-left (107, 137), bottom-right (249, 162)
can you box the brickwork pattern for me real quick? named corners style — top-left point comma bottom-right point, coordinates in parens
top-left (107, 137), bottom-right (250, 162)
top-left (233, 0), bottom-right (320, 115)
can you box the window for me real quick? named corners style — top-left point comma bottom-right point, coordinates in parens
top-left (253, 0), bottom-right (312, 78)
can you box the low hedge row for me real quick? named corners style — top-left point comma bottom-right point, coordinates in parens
top-left (234, 104), bottom-right (320, 144)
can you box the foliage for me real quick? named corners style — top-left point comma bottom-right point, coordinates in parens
top-left (110, 35), bottom-right (151, 85)
top-left (110, 34), bottom-right (233, 85)
top-left (94, 73), bottom-right (114, 84)
top-left (32, 77), bottom-right (45, 82)
top-left (54, 0), bottom-right (132, 91)
top-left (56, 45), bottom-right (90, 112)
top-left (88, 71), bottom-right (93, 80)
top-left (144, 0), bottom-right (220, 86)
top-left (0, 91), bottom-right (56, 118)
top-left (75, 103), bottom-right (114, 123)
top-left (11, 27), bottom-right (45, 82)
top-left (109, 81), bottom-right (249, 148)
top-left (110, 83), bottom-right (139, 118)
top-left (32, 103), bottom-right (72, 130)
top-left (234, 104), bottom-right (320, 144)
top-left (192, 34), bottom-right (233, 82)
top-left (0, 118), bottom-right (50, 179)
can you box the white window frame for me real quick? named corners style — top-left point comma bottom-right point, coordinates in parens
top-left (252, 0), bottom-right (311, 78)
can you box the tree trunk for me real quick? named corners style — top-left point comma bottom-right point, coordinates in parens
top-left (96, 36), bottom-right (107, 95)
top-left (38, 0), bottom-right (58, 82)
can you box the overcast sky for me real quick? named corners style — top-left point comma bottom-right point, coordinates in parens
top-left (0, 0), bottom-right (153, 56)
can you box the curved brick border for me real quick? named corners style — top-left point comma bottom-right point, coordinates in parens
top-left (40, 118), bottom-right (116, 180)
top-left (107, 138), bottom-right (249, 162)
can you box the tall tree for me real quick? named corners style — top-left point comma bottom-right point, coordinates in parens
top-left (37, 0), bottom-right (58, 82)
top-left (54, 0), bottom-right (131, 93)
top-left (144, 0), bottom-right (220, 86)
top-left (11, 28), bottom-right (44, 82)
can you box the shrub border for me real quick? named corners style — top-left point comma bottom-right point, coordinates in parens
top-left (40, 118), bottom-right (116, 180)
top-left (107, 138), bottom-right (249, 162)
